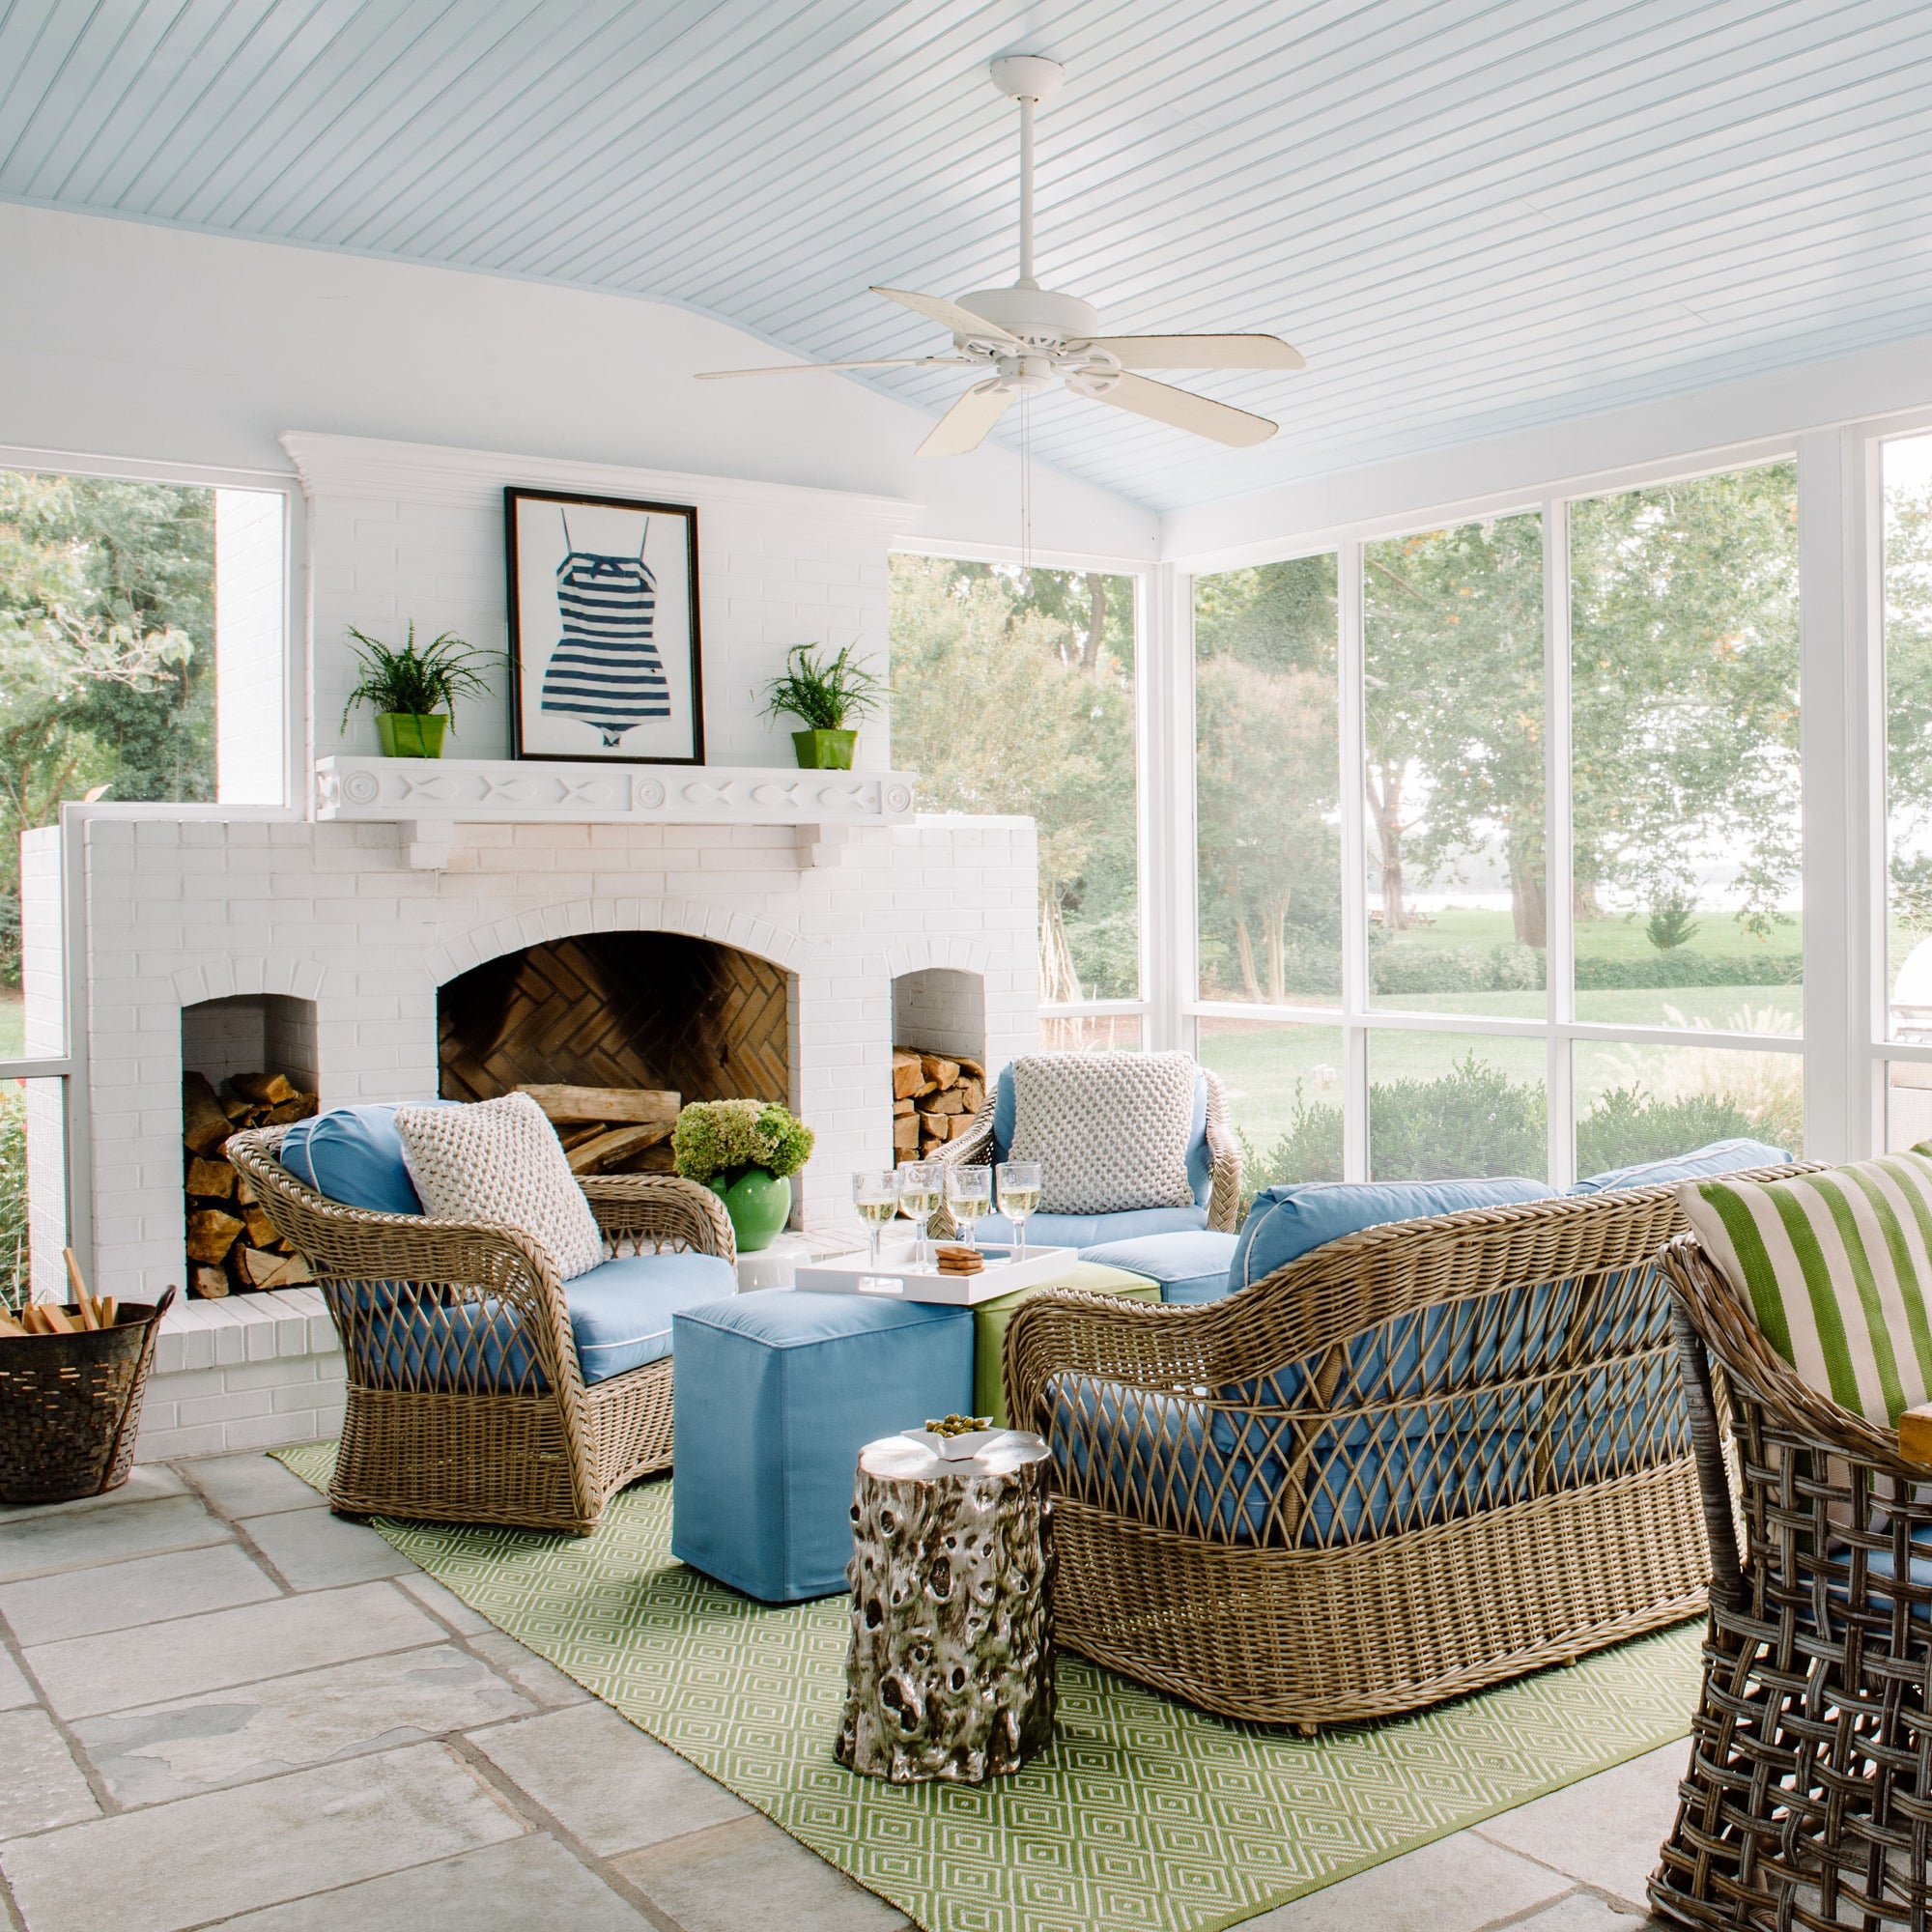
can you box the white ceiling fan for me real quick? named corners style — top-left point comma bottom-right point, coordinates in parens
top-left (696, 55), bottom-right (1305, 457)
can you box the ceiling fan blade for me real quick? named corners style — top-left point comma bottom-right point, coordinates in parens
top-left (872, 286), bottom-right (1023, 346)
top-left (1081, 373), bottom-right (1277, 447)
top-left (918, 383), bottom-right (1018, 458)
top-left (695, 356), bottom-right (972, 380)
top-left (1072, 333), bottom-right (1305, 371)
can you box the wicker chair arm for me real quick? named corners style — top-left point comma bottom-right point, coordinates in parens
top-left (1660, 1231), bottom-right (1925, 1481)
top-left (1202, 1070), bottom-right (1242, 1233)
top-left (579, 1174), bottom-right (736, 1264)
top-left (1004, 1286), bottom-right (1215, 1437)
top-left (927, 1106), bottom-right (996, 1239)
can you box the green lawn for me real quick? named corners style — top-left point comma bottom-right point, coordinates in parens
top-left (1383, 904), bottom-right (1803, 963)
top-left (0, 995), bottom-right (21, 1063)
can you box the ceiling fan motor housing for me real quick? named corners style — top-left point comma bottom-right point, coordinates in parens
top-left (953, 285), bottom-right (1098, 347)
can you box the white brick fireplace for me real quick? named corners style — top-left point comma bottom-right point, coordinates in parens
top-left (22, 433), bottom-right (1040, 1458)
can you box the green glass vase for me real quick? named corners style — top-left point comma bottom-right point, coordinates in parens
top-left (791, 728), bottom-right (857, 770)
top-left (708, 1167), bottom-right (791, 1253)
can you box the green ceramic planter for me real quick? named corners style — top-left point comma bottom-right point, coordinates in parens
top-left (791, 728), bottom-right (857, 770)
top-left (708, 1167), bottom-right (792, 1253)
top-left (377, 712), bottom-right (448, 758)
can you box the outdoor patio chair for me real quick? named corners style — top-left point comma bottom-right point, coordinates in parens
top-left (228, 1115), bottom-right (736, 1535)
top-left (932, 1058), bottom-right (1242, 1244)
top-left (1650, 1222), bottom-right (1932, 1929)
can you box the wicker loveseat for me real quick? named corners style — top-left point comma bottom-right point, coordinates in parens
top-left (228, 1122), bottom-right (736, 1535)
top-left (1005, 1167), bottom-right (1804, 1730)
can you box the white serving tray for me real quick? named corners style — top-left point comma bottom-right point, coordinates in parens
top-left (794, 1239), bottom-right (1080, 1307)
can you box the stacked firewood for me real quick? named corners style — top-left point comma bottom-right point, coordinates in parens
top-left (182, 1070), bottom-right (318, 1297)
top-left (892, 1050), bottom-right (987, 1161)
top-left (518, 1085), bottom-right (680, 1173)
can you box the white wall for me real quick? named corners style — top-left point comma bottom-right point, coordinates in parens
top-left (1162, 327), bottom-right (1932, 565)
top-left (213, 489), bottom-right (288, 803)
top-left (0, 202), bottom-right (1155, 562)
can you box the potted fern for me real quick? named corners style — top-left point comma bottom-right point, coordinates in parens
top-left (670, 1099), bottom-right (815, 1252)
top-left (762, 643), bottom-right (883, 770)
top-left (343, 623), bottom-right (497, 758)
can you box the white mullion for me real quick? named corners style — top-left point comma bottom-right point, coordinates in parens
top-left (1156, 563), bottom-right (1200, 1057)
top-left (1338, 539), bottom-right (1370, 1179)
top-left (1544, 496), bottom-right (1577, 1187)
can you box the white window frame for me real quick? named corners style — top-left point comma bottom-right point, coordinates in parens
top-left (1169, 438), bottom-right (1824, 1183)
top-left (889, 538), bottom-right (1157, 1041)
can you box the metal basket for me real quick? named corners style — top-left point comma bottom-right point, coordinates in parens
top-left (0, 1289), bottom-right (175, 1505)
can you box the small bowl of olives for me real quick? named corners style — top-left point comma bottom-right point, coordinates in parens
top-left (905, 1413), bottom-right (1003, 1461)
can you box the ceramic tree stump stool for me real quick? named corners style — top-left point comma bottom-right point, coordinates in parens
top-left (836, 1431), bottom-right (1055, 1783)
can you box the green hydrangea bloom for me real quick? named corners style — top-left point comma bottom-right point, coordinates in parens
top-left (671, 1099), bottom-right (816, 1183)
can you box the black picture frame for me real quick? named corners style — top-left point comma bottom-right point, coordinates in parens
top-left (504, 486), bottom-right (704, 765)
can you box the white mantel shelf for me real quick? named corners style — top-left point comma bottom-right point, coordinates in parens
top-left (314, 755), bottom-right (919, 868)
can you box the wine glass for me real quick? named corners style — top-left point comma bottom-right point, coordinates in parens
top-left (996, 1160), bottom-right (1043, 1260)
top-left (946, 1164), bottom-right (991, 1251)
top-left (852, 1170), bottom-right (899, 1269)
top-left (895, 1160), bottom-right (943, 1268)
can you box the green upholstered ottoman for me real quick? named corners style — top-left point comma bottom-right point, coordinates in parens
top-left (973, 1261), bottom-right (1159, 1427)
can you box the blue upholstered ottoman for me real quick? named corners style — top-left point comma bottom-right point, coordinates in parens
top-left (1080, 1230), bottom-right (1240, 1304)
top-left (670, 1293), bottom-right (973, 1603)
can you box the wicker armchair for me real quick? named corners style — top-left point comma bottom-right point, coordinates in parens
top-left (1651, 1231), bottom-right (1932, 1930)
top-left (1006, 1170), bottom-right (1804, 1731)
top-left (227, 1123), bottom-right (735, 1536)
top-left (931, 1064), bottom-right (1242, 1239)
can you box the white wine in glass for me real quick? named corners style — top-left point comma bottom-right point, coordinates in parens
top-left (852, 1170), bottom-right (899, 1269)
top-left (895, 1160), bottom-right (943, 1268)
top-left (996, 1161), bottom-right (1043, 1260)
top-left (946, 1164), bottom-right (992, 1249)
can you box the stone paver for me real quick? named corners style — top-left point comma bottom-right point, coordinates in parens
top-left (239, 1504), bottom-right (420, 1590)
top-left (76, 1644), bottom-right (535, 1806)
top-left (0, 1542), bottom-right (279, 1644)
top-left (0, 1451), bottom-right (1697, 1932)
top-left (26, 1580), bottom-right (443, 1719)
top-left (468, 1701), bottom-right (751, 1856)
top-left (179, 1450), bottom-right (329, 1520)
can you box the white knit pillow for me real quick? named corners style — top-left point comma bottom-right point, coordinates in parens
top-left (1009, 1052), bottom-right (1198, 1216)
top-left (393, 1093), bottom-right (604, 1282)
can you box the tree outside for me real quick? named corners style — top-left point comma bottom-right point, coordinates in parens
top-left (890, 554), bottom-right (1138, 1004)
top-left (0, 469), bottom-right (215, 1298)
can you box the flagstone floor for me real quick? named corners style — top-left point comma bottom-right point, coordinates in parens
top-left (0, 1453), bottom-right (1678, 1932)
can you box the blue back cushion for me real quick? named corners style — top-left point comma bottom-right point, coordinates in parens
top-left (280, 1100), bottom-right (456, 1215)
top-left (1569, 1137), bottom-right (1789, 1195)
top-left (1229, 1176), bottom-right (1554, 1294)
top-left (992, 1064), bottom-right (1212, 1208)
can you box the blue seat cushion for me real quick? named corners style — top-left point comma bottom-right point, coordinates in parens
top-left (1229, 1177), bottom-right (1554, 1293)
top-left (991, 1063), bottom-right (1214, 1211)
top-left (1570, 1137), bottom-right (1789, 1194)
top-left (1079, 1230), bottom-right (1240, 1304)
top-left (281, 1101), bottom-right (456, 1215)
top-left (566, 1251), bottom-right (737, 1383)
top-left (978, 1205), bottom-right (1208, 1250)
top-left (339, 1249), bottom-right (735, 1394)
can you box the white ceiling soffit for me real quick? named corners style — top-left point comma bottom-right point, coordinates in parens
top-left (3, 0), bottom-right (1931, 514)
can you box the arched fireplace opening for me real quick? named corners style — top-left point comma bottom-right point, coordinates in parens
top-left (438, 931), bottom-right (794, 1175)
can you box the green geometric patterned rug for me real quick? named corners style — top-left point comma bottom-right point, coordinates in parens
top-left (273, 1442), bottom-right (1697, 1932)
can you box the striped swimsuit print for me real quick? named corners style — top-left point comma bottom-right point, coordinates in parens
top-left (539, 516), bottom-right (668, 745)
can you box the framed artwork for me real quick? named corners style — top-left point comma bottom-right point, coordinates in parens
top-left (504, 487), bottom-right (704, 764)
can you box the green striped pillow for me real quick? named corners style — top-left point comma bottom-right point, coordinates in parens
top-left (1678, 1155), bottom-right (1932, 1427)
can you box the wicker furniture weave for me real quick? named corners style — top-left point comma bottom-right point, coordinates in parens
top-left (931, 1067), bottom-right (1242, 1237)
top-left (1650, 1230), bottom-right (1932, 1930)
top-left (227, 1123), bottom-right (735, 1535)
top-left (1005, 1169), bottom-right (1804, 1731)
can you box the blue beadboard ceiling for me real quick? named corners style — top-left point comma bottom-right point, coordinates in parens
top-left (3, 0), bottom-right (1931, 512)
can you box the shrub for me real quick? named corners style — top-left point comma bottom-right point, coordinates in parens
top-left (671, 1099), bottom-right (815, 1184)
top-left (1575, 1086), bottom-right (1758, 1176)
top-left (0, 1085), bottom-right (23, 1308)
top-left (1368, 1057), bottom-right (1547, 1180)
top-left (1573, 952), bottom-right (1799, 989)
